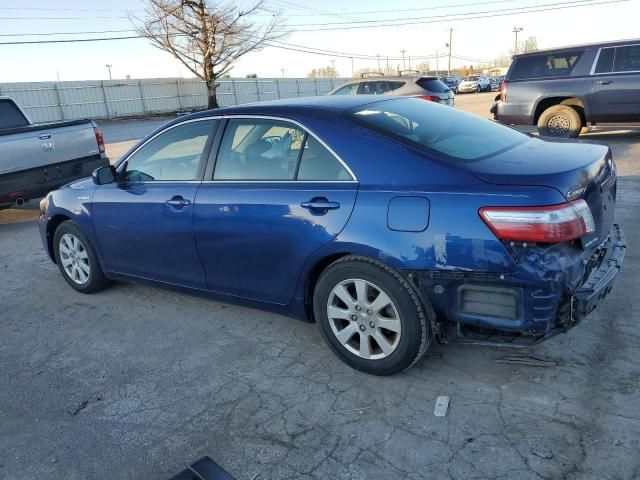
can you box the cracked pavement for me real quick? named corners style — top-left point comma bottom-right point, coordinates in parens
top-left (1, 95), bottom-right (639, 479)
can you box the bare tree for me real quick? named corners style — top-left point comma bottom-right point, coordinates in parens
top-left (134, 0), bottom-right (286, 108)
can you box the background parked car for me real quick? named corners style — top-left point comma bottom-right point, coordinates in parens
top-left (328, 73), bottom-right (455, 106)
top-left (490, 76), bottom-right (504, 91)
top-left (439, 75), bottom-right (461, 93)
top-left (0, 97), bottom-right (108, 209)
top-left (491, 38), bottom-right (640, 137)
top-left (457, 75), bottom-right (491, 93)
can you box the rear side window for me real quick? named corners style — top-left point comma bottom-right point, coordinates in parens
top-left (346, 98), bottom-right (526, 162)
top-left (0, 100), bottom-right (29, 129)
top-left (359, 81), bottom-right (391, 95)
top-left (416, 78), bottom-right (449, 92)
top-left (388, 81), bottom-right (405, 90)
top-left (613, 45), bottom-right (640, 72)
top-left (297, 136), bottom-right (351, 181)
top-left (510, 51), bottom-right (584, 80)
top-left (595, 47), bottom-right (615, 73)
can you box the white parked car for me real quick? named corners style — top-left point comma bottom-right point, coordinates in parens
top-left (457, 75), bottom-right (491, 93)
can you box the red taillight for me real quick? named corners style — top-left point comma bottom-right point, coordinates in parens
top-left (479, 200), bottom-right (595, 243)
top-left (500, 81), bottom-right (507, 102)
top-left (415, 95), bottom-right (439, 102)
top-left (94, 126), bottom-right (105, 154)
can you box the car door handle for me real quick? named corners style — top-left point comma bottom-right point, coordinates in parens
top-left (38, 133), bottom-right (52, 139)
top-left (597, 80), bottom-right (612, 85)
top-left (301, 200), bottom-right (340, 210)
top-left (166, 196), bottom-right (191, 208)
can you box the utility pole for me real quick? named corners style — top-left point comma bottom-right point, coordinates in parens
top-left (513, 27), bottom-right (524, 55)
top-left (408, 55), bottom-right (411, 70)
top-left (330, 59), bottom-right (336, 76)
top-left (105, 64), bottom-right (112, 80)
top-left (435, 51), bottom-right (439, 77)
top-left (376, 53), bottom-right (381, 71)
top-left (350, 57), bottom-right (354, 77)
top-left (400, 50), bottom-right (406, 70)
top-left (280, 68), bottom-right (285, 78)
top-left (447, 28), bottom-right (453, 76)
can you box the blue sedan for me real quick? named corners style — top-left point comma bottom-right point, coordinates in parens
top-left (39, 96), bottom-right (625, 375)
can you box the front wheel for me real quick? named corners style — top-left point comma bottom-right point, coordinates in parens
top-left (476, 85), bottom-right (481, 93)
top-left (53, 221), bottom-right (108, 293)
top-left (313, 256), bottom-right (430, 375)
top-left (537, 105), bottom-right (582, 138)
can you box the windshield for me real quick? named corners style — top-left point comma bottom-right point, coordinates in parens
top-left (463, 76), bottom-right (480, 81)
top-left (345, 98), bottom-right (527, 162)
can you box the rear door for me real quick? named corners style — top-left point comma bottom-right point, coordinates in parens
top-left (92, 118), bottom-right (218, 287)
top-left (194, 116), bottom-right (358, 304)
top-left (591, 44), bottom-right (640, 122)
top-left (358, 81), bottom-right (391, 95)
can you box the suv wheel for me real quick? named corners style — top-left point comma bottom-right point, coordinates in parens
top-left (537, 105), bottom-right (582, 138)
top-left (313, 255), bottom-right (430, 375)
top-left (476, 85), bottom-right (481, 93)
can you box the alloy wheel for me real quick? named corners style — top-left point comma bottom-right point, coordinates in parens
top-left (326, 278), bottom-right (402, 360)
top-left (59, 233), bottom-right (91, 285)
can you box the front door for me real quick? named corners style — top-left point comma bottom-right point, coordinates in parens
top-left (92, 119), bottom-right (218, 288)
top-left (194, 117), bottom-right (358, 304)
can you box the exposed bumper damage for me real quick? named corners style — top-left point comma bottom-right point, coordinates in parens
top-left (412, 225), bottom-right (626, 345)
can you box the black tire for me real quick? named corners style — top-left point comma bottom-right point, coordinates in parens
top-left (537, 105), bottom-right (582, 138)
top-left (53, 220), bottom-right (108, 293)
top-left (313, 255), bottom-right (430, 375)
top-left (476, 85), bottom-right (481, 93)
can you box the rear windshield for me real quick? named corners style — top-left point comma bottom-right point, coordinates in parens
top-left (416, 78), bottom-right (450, 93)
top-left (510, 50), bottom-right (584, 80)
top-left (346, 98), bottom-right (526, 162)
top-left (0, 100), bottom-right (29, 129)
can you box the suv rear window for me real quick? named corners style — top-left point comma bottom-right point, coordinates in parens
top-left (416, 78), bottom-right (449, 92)
top-left (613, 44), bottom-right (640, 72)
top-left (510, 51), bottom-right (584, 80)
top-left (0, 100), bottom-right (29, 129)
top-left (346, 98), bottom-right (526, 162)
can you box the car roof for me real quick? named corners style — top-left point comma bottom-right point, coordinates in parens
top-left (513, 37), bottom-right (640, 58)
top-left (181, 95), bottom-right (399, 120)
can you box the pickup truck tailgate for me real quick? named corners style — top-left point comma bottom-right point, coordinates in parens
top-left (0, 120), bottom-right (101, 176)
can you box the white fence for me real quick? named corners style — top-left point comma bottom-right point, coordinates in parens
top-left (0, 77), bottom-right (350, 124)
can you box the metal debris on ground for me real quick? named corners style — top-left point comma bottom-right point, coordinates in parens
top-left (434, 396), bottom-right (450, 417)
top-left (493, 354), bottom-right (558, 367)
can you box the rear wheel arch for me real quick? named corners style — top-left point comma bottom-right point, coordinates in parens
top-left (534, 96), bottom-right (586, 125)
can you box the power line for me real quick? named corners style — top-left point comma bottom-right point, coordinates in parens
top-left (0, 29), bottom-right (136, 37)
top-left (286, 0), bottom-right (607, 27)
top-left (290, 0), bottom-right (631, 31)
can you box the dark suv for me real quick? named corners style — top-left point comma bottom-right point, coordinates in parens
top-left (492, 39), bottom-right (640, 137)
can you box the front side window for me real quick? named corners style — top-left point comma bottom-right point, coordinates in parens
top-left (510, 51), bottom-right (583, 80)
top-left (346, 98), bottom-right (526, 162)
top-left (613, 45), bottom-right (640, 72)
top-left (123, 120), bottom-right (216, 182)
top-left (332, 83), bottom-right (358, 95)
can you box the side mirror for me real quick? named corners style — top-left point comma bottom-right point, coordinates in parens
top-left (92, 165), bottom-right (116, 185)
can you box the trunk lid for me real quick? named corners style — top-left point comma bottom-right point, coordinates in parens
top-left (469, 138), bottom-right (616, 251)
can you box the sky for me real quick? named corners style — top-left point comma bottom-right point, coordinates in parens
top-left (0, 0), bottom-right (638, 82)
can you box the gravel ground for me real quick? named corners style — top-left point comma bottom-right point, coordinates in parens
top-left (1, 94), bottom-right (639, 480)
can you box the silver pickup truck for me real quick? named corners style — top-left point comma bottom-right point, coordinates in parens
top-left (0, 97), bottom-right (109, 209)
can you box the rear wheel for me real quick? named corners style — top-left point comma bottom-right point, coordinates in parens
top-left (476, 85), bottom-right (481, 93)
top-left (313, 256), bottom-right (430, 375)
top-left (537, 105), bottom-right (582, 138)
top-left (53, 221), bottom-right (107, 293)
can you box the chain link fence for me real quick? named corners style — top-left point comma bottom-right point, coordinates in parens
top-left (0, 77), bottom-right (349, 124)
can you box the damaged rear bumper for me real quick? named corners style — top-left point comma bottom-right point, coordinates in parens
top-left (414, 225), bottom-right (626, 342)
